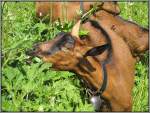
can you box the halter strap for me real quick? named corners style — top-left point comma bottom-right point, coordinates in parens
top-left (87, 49), bottom-right (110, 96)
top-left (86, 20), bottom-right (112, 96)
top-left (80, 1), bottom-right (85, 14)
top-left (97, 61), bottom-right (108, 95)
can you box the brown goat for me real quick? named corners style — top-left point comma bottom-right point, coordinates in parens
top-left (92, 11), bottom-right (148, 56)
top-left (27, 20), bottom-right (135, 111)
top-left (35, 1), bottom-right (148, 56)
top-left (35, 1), bottom-right (120, 21)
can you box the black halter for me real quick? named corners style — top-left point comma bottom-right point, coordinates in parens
top-left (80, 1), bottom-right (85, 15)
top-left (82, 20), bottom-right (112, 111)
top-left (79, 2), bottom-right (112, 110)
top-left (86, 19), bottom-right (112, 96)
top-left (79, 0), bottom-right (111, 98)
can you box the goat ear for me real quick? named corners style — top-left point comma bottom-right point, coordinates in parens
top-left (84, 44), bottom-right (110, 57)
top-left (71, 20), bottom-right (81, 38)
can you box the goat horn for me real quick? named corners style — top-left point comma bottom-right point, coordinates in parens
top-left (71, 20), bottom-right (81, 38)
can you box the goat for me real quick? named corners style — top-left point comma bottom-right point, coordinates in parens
top-left (35, 1), bottom-right (148, 57)
top-left (27, 20), bottom-right (135, 111)
top-left (35, 1), bottom-right (120, 21)
top-left (92, 10), bottom-right (148, 56)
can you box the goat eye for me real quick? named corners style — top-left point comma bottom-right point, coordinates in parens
top-left (41, 51), bottom-right (51, 55)
top-left (61, 47), bottom-right (69, 52)
top-left (65, 42), bottom-right (74, 48)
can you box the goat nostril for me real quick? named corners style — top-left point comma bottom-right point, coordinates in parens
top-left (25, 47), bottom-right (37, 56)
top-left (33, 44), bottom-right (38, 48)
top-left (33, 42), bottom-right (40, 48)
top-left (33, 47), bottom-right (36, 51)
top-left (25, 50), bottom-right (32, 55)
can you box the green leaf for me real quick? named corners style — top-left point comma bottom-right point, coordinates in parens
top-left (79, 29), bottom-right (89, 36)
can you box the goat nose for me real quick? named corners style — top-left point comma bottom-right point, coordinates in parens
top-left (25, 49), bottom-right (33, 56)
top-left (33, 43), bottom-right (39, 48)
top-left (26, 47), bottom-right (37, 56)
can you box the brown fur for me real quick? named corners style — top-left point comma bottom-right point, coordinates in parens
top-left (92, 11), bottom-right (148, 56)
top-left (35, 1), bottom-right (120, 21)
top-left (28, 20), bottom-right (135, 111)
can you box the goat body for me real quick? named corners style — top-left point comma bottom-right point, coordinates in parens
top-left (27, 19), bottom-right (136, 111)
top-left (31, 1), bottom-right (148, 111)
top-left (92, 11), bottom-right (148, 56)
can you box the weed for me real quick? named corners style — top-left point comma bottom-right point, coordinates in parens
top-left (2, 1), bottom-right (148, 111)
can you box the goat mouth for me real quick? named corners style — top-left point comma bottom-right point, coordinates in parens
top-left (25, 51), bottom-right (42, 64)
top-left (26, 48), bottom-right (41, 57)
top-left (25, 48), bottom-right (43, 63)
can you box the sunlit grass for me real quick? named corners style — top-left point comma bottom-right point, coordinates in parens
top-left (2, 1), bottom-right (148, 111)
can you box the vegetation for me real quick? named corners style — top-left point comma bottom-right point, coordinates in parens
top-left (2, 1), bottom-right (148, 111)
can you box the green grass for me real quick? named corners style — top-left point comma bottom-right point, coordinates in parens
top-left (2, 1), bottom-right (149, 112)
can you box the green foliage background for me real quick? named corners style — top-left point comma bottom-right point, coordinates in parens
top-left (2, 1), bottom-right (149, 112)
